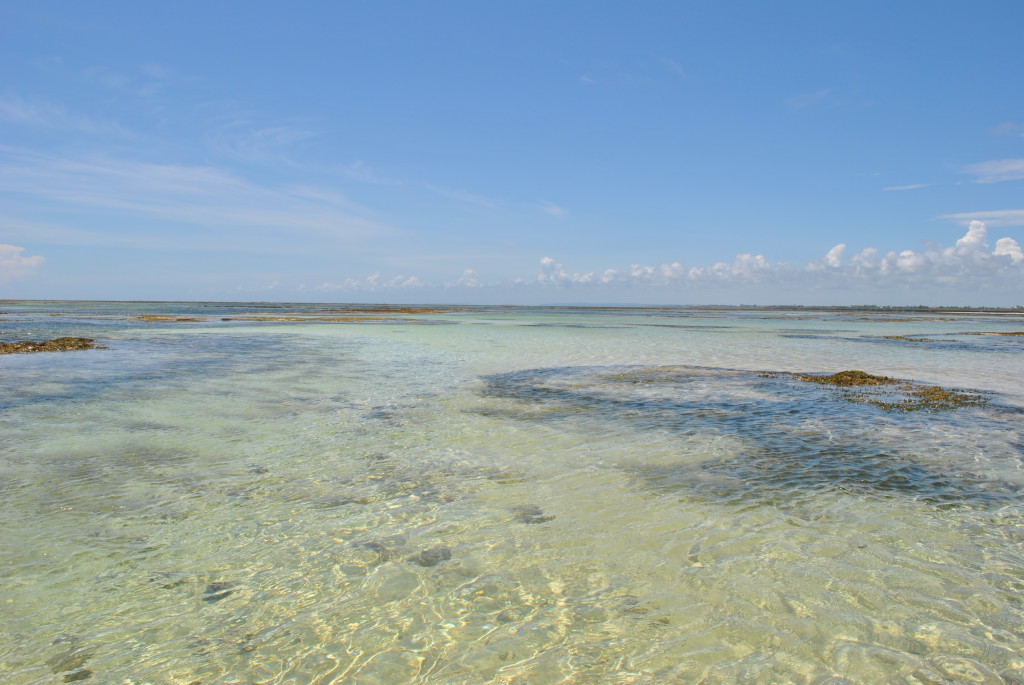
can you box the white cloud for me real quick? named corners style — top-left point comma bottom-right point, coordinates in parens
top-left (212, 123), bottom-right (319, 164)
top-left (530, 222), bottom-right (1023, 291)
top-left (0, 244), bottom-right (44, 281)
top-left (316, 273), bottom-right (424, 292)
top-left (883, 184), bottom-right (930, 191)
top-left (662, 58), bottom-right (687, 77)
top-left (342, 161), bottom-right (403, 185)
top-left (539, 201), bottom-right (567, 217)
top-left (955, 220), bottom-right (987, 249)
top-left (940, 209), bottom-right (1024, 227)
top-left (994, 237), bottom-right (1024, 263)
top-left (962, 158), bottom-right (1024, 184)
top-left (992, 122), bottom-right (1024, 137)
top-left (784, 88), bottom-right (834, 111)
top-left (269, 222), bottom-right (1024, 298)
top-left (421, 183), bottom-right (503, 208)
top-left (0, 95), bottom-right (129, 137)
top-left (808, 244), bottom-right (846, 271)
top-left (0, 146), bottom-right (389, 241)
top-left (450, 268), bottom-right (482, 288)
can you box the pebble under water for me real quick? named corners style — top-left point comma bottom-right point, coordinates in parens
top-left (1, 302), bottom-right (1023, 684)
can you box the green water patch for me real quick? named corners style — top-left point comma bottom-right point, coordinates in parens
top-left (479, 365), bottom-right (1020, 509)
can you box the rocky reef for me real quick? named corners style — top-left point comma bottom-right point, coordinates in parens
top-left (0, 337), bottom-right (103, 354)
top-left (792, 370), bottom-right (988, 411)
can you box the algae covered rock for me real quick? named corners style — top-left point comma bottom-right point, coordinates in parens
top-left (0, 337), bottom-right (103, 354)
top-left (796, 370), bottom-right (987, 412)
top-left (797, 370), bottom-right (895, 386)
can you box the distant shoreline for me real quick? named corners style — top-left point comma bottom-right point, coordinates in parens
top-left (2, 299), bottom-right (1022, 315)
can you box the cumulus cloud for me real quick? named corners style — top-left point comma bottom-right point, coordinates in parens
top-left (450, 268), bottom-right (482, 288)
top-left (0, 244), bottom-right (44, 281)
top-left (994, 237), bottom-right (1024, 263)
top-left (293, 223), bottom-right (1024, 297)
top-left (531, 221), bottom-right (1024, 291)
top-left (807, 244), bottom-right (846, 271)
top-left (962, 158), bottom-right (1024, 184)
top-left (316, 273), bottom-right (424, 292)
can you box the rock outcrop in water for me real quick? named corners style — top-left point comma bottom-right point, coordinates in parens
top-left (792, 369), bottom-right (988, 411)
top-left (0, 337), bottom-right (103, 354)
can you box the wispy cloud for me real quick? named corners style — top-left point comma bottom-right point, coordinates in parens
top-left (420, 183), bottom-right (503, 208)
top-left (940, 209), bottom-right (1024, 227)
top-left (0, 244), bottom-right (44, 281)
top-left (962, 158), bottom-right (1024, 184)
top-left (0, 146), bottom-right (390, 242)
top-left (83, 62), bottom-right (189, 98)
top-left (0, 94), bottom-right (130, 137)
top-left (784, 88), bottom-right (834, 111)
top-left (538, 200), bottom-right (567, 217)
top-left (210, 122), bottom-right (320, 164)
top-left (661, 58), bottom-right (687, 78)
top-left (991, 122), bottom-right (1024, 136)
top-left (341, 160), bottom-right (404, 185)
top-left (884, 183), bottom-right (930, 191)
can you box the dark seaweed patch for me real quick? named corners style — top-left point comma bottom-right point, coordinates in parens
top-left (48, 647), bottom-right (93, 675)
top-left (202, 581), bottom-right (238, 602)
top-left (511, 505), bottom-right (555, 524)
top-left (408, 546), bottom-right (452, 567)
top-left (479, 365), bottom-right (1017, 508)
top-left (0, 337), bottom-right (103, 354)
top-left (791, 370), bottom-right (988, 412)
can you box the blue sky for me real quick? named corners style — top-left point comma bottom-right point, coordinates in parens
top-left (2, 1), bottom-right (1023, 305)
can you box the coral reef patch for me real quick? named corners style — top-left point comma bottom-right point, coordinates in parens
top-left (0, 337), bottom-right (103, 354)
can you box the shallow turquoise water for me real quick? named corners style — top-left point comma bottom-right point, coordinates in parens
top-left (2, 302), bottom-right (1023, 683)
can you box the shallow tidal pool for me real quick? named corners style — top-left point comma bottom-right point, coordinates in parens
top-left (2, 302), bottom-right (1023, 684)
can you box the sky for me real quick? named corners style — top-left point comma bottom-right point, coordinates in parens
top-left (2, 1), bottom-right (1023, 306)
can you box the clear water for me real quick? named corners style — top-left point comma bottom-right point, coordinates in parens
top-left (2, 302), bottom-right (1023, 684)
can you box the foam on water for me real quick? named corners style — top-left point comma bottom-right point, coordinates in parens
top-left (1, 303), bottom-right (1023, 683)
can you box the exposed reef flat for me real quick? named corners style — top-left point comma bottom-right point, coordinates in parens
top-left (967, 331), bottom-right (1024, 337)
top-left (219, 315), bottom-right (391, 322)
top-left (133, 315), bottom-right (204, 322)
top-left (786, 369), bottom-right (988, 412)
top-left (0, 337), bottom-right (103, 354)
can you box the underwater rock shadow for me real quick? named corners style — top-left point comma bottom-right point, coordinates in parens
top-left (477, 365), bottom-right (1021, 509)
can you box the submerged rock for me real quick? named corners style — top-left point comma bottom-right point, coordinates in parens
top-left (202, 581), bottom-right (238, 602)
top-left (134, 315), bottom-right (204, 322)
top-left (48, 647), bottom-right (93, 674)
top-left (797, 370), bottom-right (896, 386)
top-left (795, 370), bottom-right (987, 411)
top-left (511, 505), bottom-right (555, 524)
top-left (0, 337), bottom-right (103, 354)
top-left (408, 546), bottom-right (452, 567)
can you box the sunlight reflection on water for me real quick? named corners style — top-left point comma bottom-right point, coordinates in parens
top-left (1, 303), bottom-right (1023, 683)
